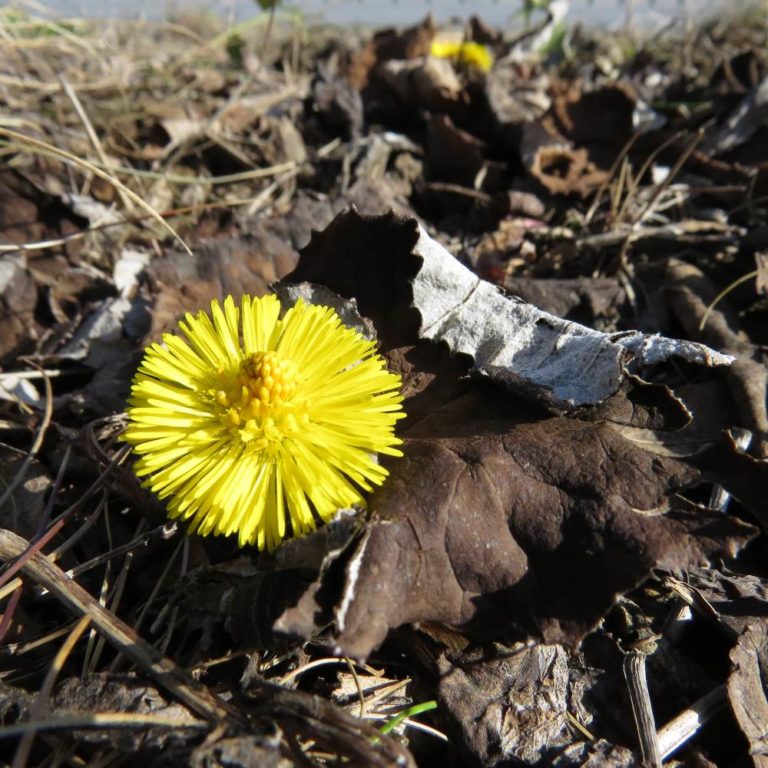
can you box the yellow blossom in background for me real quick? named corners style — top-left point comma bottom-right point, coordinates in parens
top-left (430, 40), bottom-right (494, 73)
top-left (123, 295), bottom-right (405, 551)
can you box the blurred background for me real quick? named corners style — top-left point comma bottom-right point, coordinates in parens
top-left (4, 0), bottom-right (751, 28)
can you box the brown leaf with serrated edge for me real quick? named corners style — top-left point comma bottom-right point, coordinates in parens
top-left (275, 210), bottom-right (757, 660)
top-left (286, 210), bottom-right (731, 409)
top-left (276, 357), bottom-right (754, 658)
top-left (285, 382), bottom-right (752, 659)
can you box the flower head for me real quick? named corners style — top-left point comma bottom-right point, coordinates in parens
top-left (430, 40), bottom-right (494, 73)
top-left (123, 295), bottom-right (404, 551)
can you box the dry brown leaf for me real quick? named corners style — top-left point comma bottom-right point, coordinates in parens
top-left (551, 82), bottom-right (636, 162)
top-left (274, 211), bottom-right (757, 660)
top-left (438, 643), bottom-right (570, 766)
top-left (379, 57), bottom-right (465, 112)
top-left (146, 228), bottom-right (298, 340)
top-left (282, 388), bottom-right (753, 658)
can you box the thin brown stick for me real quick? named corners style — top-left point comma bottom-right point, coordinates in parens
top-left (0, 446), bottom-right (129, 593)
top-left (0, 528), bottom-right (241, 726)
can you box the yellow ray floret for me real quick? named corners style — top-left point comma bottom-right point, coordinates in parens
top-left (123, 294), bottom-right (405, 551)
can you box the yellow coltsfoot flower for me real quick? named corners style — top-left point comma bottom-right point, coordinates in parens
top-left (123, 295), bottom-right (405, 551)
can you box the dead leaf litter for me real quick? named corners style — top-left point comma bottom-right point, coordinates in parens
top-left (0, 5), bottom-right (767, 767)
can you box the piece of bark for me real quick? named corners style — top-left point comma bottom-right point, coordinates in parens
top-left (728, 621), bottom-right (768, 768)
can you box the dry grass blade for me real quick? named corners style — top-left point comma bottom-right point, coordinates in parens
top-left (614, 130), bottom-right (686, 224)
top-left (629, 128), bottom-right (705, 227)
top-left (698, 269), bottom-right (758, 331)
top-left (583, 131), bottom-right (643, 228)
top-left (0, 712), bottom-right (208, 738)
top-left (345, 655), bottom-right (367, 717)
top-left (0, 73), bottom-right (119, 93)
top-left (87, 159), bottom-right (297, 185)
top-left (11, 615), bottom-right (92, 768)
top-left (0, 194), bottom-right (285, 255)
top-left (0, 127), bottom-right (192, 255)
top-left (59, 77), bottom-right (134, 213)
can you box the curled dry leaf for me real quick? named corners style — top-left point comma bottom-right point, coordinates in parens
top-left (412, 218), bottom-right (731, 406)
top-left (529, 144), bottom-right (609, 198)
top-left (379, 57), bottom-right (465, 112)
top-left (275, 210), bottom-right (756, 660)
top-left (426, 113), bottom-right (487, 186)
top-left (550, 83), bottom-right (637, 163)
top-left (289, 210), bottom-right (732, 408)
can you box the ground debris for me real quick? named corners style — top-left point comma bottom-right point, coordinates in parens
top-left (728, 622), bottom-right (768, 768)
top-left (438, 643), bottom-right (570, 766)
top-left (0, 5), bottom-right (767, 767)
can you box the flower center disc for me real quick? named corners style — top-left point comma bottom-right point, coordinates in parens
top-left (215, 351), bottom-right (305, 450)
